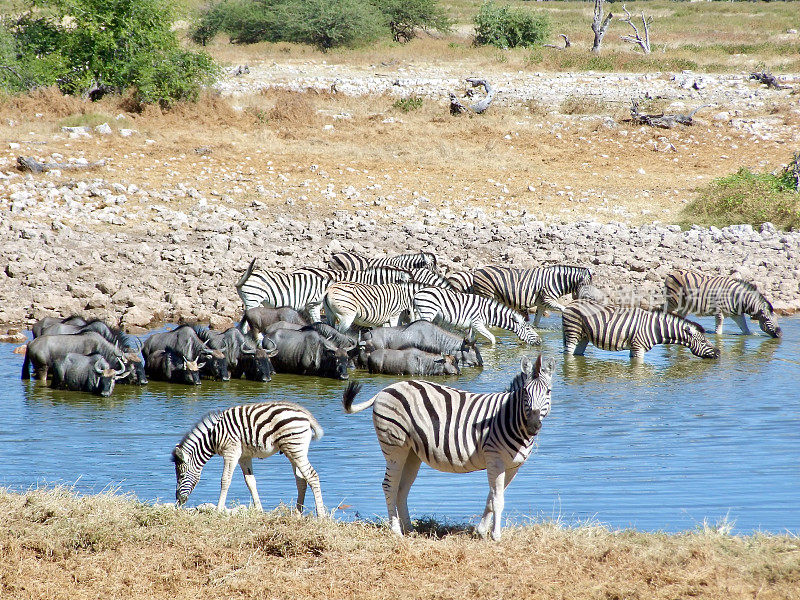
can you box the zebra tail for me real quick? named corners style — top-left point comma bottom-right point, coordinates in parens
top-left (235, 258), bottom-right (257, 290)
top-left (342, 381), bottom-right (373, 414)
top-left (307, 413), bottom-right (325, 440)
top-left (21, 346), bottom-right (30, 380)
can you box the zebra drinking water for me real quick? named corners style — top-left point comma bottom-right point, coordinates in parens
top-left (562, 299), bottom-right (721, 362)
top-left (472, 265), bottom-right (592, 326)
top-left (342, 354), bottom-right (555, 540)
top-left (413, 286), bottom-right (541, 345)
top-left (172, 401), bottom-right (326, 515)
top-left (664, 270), bottom-right (781, 338)
top-left (328, 251), bottom-right (438, 272)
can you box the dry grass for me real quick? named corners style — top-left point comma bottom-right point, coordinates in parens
top-left (2, 486), bottom-right (799, 600)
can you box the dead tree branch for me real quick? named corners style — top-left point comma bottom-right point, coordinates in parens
top-left (749, 71), bottom-right (791, 90)
top-left (629, 100), bottom-right (711, 129)
top-left (591, 0), bottom-right (614, 53)
top-left (450, 78), bottom-right (495, 115)
top-left (619, 4), bottom-right (651, 54)
top-left (544, 34), bottom-right (571, 50)
top-left (16, 156), bottom-right (106, 174)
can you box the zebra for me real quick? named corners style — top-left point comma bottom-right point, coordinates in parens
top-left (172, 401), bottom-right (326, 515)
top-left (446, 270), bottom-right (474, 293)
top-left (664, 270), bottom-right (781, 338)
top-left (413, 286), bottom-right (541, 345)
top-left (562, 299), bottom-right (720, 362)
top-left (407, 268), bottom-right (454, 290)
top-left (323, 282), bottom-right (419, 332)
top-left (342, 354), bottom-right (555, 540)
top-left (328, 251), bottom-right (438, 272)
top-left (236, 260), bottom-right (411, 322)
top-left (472, 265), bottom-right (592, 327)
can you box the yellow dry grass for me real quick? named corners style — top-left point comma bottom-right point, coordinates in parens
top-left (2, 487), bottom-right (799, 600)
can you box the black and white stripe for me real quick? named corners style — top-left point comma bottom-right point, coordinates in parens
top-left (328, 251), bottom-right (438, 272)
top-left (472, 265), bottom-right (592, 326)
top-left (664, 270), bottom-right (781, 338)
top-left (562, 299), bottom-right (720, 361)
top-left (445, 270), bottom-right (474, 293)
top-left (342, 354), bottom-right (554, 540)
top-left (413, 286), bottom-right (541, 345)
top-left (323, 282), bottom-right (418, 331)
top-left (172, 401), bottom-right (325, 515)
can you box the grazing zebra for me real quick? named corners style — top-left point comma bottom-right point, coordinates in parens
top-left (324, 282), bottom-right (418, 332)
top-left (236, 260), bottom-right (410, 321)
top-left (413, 286), bottom-right (541, 345)
top-left (664, 270), bottom-right (781, 338)
top-left (173, 402), bottom-right (326, 515)
top-left (446, 270), bottom-right (474, 293)
top-left (342, 354), bottom-right (555, 540)
top-left (562, 299), bottom-right (720, 362)
top-left (328, 251), bottom-right (438, 272)
top-left (472, 265), bottom-right (592, 326)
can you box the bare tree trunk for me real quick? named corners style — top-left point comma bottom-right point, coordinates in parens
top-left (619, 4), bottom-right (652, 54)
top-left (591, 0), bottom-right (614, 53)
top-left (450, 78), bottom-right (495, 115)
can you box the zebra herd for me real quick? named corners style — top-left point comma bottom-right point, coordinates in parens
top-left (168, 250), bottom-right (781, 539)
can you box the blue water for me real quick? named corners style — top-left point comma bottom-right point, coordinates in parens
top-left (1, 315), bottom-right (798, 534)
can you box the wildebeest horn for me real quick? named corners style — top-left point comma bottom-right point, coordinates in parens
top-left (262, 336), bottom-right (278, 357)
top-left (241, 343), bottom-right (256, 355)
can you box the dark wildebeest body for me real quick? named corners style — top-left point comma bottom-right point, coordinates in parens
top-left (22, 332), bottom-right (127, 381)
top-left (239, 307), bottom-right (310, 341)
top-left (31, 315), bottom-right (87, 339)
top-left (193, 325), bottom-right (277, 382)
top-left (143, 325), bottom-right (228, 384)
top-left (362, 320), bottom-right (482, 367)
top-left (264, 328), bottom-right (350, 380)
top-left (50, 353), bottom-right (125, 396)
top-left (365, 348), bottom-right (460, 376)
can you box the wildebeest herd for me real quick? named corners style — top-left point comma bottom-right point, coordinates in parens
top-left (20, 250), bottom-right (782, 539)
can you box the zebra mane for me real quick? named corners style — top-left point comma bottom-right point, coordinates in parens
top-left (174, 410), bottom-right (224, 455)
top-left (734, 279), bottom-right (772, 313)
top-left (507, 372), bottom-right (530, 393)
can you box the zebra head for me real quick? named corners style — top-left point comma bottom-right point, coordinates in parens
top-left (684, 321), bottom-right (721, 359)
top-left (513, 317), bottom-right (541, 346)
top-left (755, 302), bottom-right (781, 338)
top-left (519, 355), bottom-right (555, 437)
top-left (172, 445), bottom-right (201, 505)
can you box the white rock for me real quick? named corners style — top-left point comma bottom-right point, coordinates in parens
top-left (95, 122), bottom-right (113, 135)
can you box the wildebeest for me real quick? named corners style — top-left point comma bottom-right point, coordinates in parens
top-left (193, 325), bottom-right (278, 382)
top-left (22, 332), bottom-right (127, 381)
top-left (361, 320), bottom-right (482, 367)
top-left (239, 306), bottom-right (310, 341)
top-left (50, 353), bottom-right (126, 397)
top-left (31, 315), bottom-right (87, 339)
top-left (143, 325), bottom-right (229, 383)
top-left (363, 347), bottom-right (461, 376)
top-left (264, 327), bottom-right (350, 380)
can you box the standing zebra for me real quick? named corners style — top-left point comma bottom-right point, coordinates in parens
top-left (342, 354), bottom-right (555, 540)
top-left (413, 286), bottom-right (541, 345)
top-left (328, 251), bottom-right (438, 272)
top-left (446, 270), bottom-right (474, 293)
top-left (472, 265), bottom-right (592, 326)
top-left (323, 282), bottom-right (418, 332)
top-left (664, 270), bottom-right (781, 338)
top-left (172, 401), bottom-right (326, 515)
top-left (562, 299), bottom-right (720, 362)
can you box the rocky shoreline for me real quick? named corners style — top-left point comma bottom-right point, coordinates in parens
top-left (2, 185), bottom-right (798, 333)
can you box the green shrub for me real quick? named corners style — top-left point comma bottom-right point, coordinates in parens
top-left (392, 96), bottom-right (423, 112)
top-left (0, 18), bottom-right (65, 92)
top-left (281, 0), bottom-right (386, 51)
top-left (473, 1), bottom-right (550, 49)
top-left (3, 0), bottom-right (217, 107)
top-left (192, 0), bottom-right (286, 45)
top-left (683, 163), bottom-right (800, 230)
top-left (372, 0), bottom-right (452, 43)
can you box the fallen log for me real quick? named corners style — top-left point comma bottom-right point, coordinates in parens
top-left (749, 72), bottom-right (791, 90)
top-left (629, 100), bottom-right (711, 129)
top-left (450, 78), bottom-right (496, 115)
top-left (16, 156), bottom-right (105, 174)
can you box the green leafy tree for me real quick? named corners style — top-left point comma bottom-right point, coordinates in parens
top-left (373, 0), bottom-right (452, 43)
top-left (473, 1), bottom-right (550, 49)
top-left (282, 0), bottom-right (386, 51)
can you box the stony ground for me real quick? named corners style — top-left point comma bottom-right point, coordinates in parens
top-left (1, 61), bottom-right (799, 333)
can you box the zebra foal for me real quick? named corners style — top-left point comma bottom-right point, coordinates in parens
top-left (562, 299), bottom-right (720, 362)
top-left (664, 270), bottom-right (781, 338)
top-left (173, 401), bottom-right (326, 515)
top-left (413, 286), bottom-right (541, 345)
top-left (472, 265), bottom-right (592, 326)
top-left (343, 354), bottom-right (555, 541)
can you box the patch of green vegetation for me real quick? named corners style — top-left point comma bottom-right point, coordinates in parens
top-left (683, 162), bottom-right (800, 231)
top-left (392, 95), bottom-right (424, 112)
top-left (473, 1), bottom-right (550, 49)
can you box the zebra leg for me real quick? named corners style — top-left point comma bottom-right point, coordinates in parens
top-left (476, 459), bottom-right (507, 541)
top-left (238, 457), bottom-right (263, 511)
top-left (533, 306), bottom-right (544, 328)
top-left (294, 468), bottom-right (307, 512)
top-left (731, 313), bottom-right (751, 335)
top-left (629, 346), bottom-right (646, 363)
top-left (288, 454), bottom-right (326, 517)
top-left (217, 449), bottom-right (242, 511)
top-left (715, 313), bottom-right (725, 335)
top-left (308, 303), bottom-right (323, 323)
top-left (381, 447), bottom-right (410, 536)
top-left (473, 322), bottom-right (496, 345)
top-left (396, 452), bottom-right (422, 535)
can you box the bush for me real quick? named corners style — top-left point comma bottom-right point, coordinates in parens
top-left (3, 0), bottom-right (217, 107)
top-left (683, 163), bottom-right (800, 230)
top-left (372, 0), bottom-right (452, 43)
top-left (192, 0), bottom-right (286, 46)
top-left (473, 1), bottom-right (550, 49)
top-left (281, 0), bottom-right (386, 51)
top-left (392, 96), bottom-right (423, 112)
